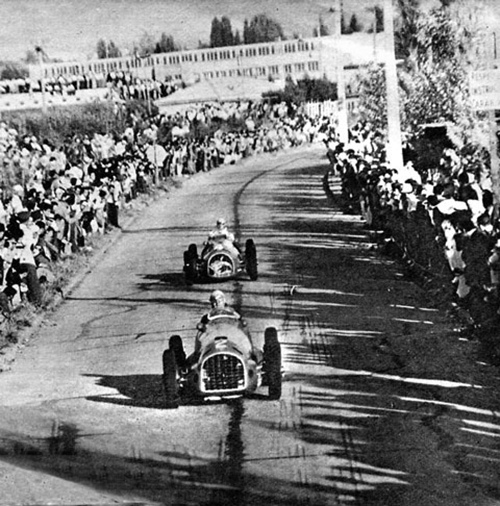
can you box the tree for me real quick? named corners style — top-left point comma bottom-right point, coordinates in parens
top-left (155, 33), bottom-right (177, 53)
top-left (0, 63), bottom-right (28, 80)
top-left (313, 15), bottom-right (330, 37)
top-left (349, 14), bottom-right (362, 33)
top-left (210, 17), bottom-right (223, 47)
top-left (394, 0), bottom-right (422, 59)
top-left (209, 16), bottom-right (235, 47)
top-left (96, 38), bottom-right (121, 59)
top-left (357, 2), bottom-right (483, 149)
top-left (375, 5), bottom-right (384, 33)
top-left (107, 40), bottom-right (121, 58)
top-left (134, 32), bottom-right (156, 58)
top-left (243, 14), bottom-right (285, 44)
top-left (341, 13), bottom-right (352, 34)
top-left (220, 16), bottom-right (234, 46)
top-left (24, 50), bottom-right (39, 65)
top-left (356, 64), bottom-right (388, 132)
top-left (367, 6), bottom-right (384, 34)
top-left (96, 39), bottom-right (107, 59)
top-left (263, 76), bottom-right (337, 105)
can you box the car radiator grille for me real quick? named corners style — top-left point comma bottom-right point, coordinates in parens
top-left (202, 354), bottom-right (245, 391)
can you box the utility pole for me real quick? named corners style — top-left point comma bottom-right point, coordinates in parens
top-left (383, 0), bottom-right (404, 172)
top-left (334, 0), bottom-right (349, 144)
top-left (35, 46), bottom-right (47, 114)
top-left (487, 37), bottom-right (500, 202)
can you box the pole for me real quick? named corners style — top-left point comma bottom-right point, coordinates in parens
top-left (489, 111), bottom-right (500, 203)
top-left (36, 46), bottom-right (47, 114)
top-left (334, 0), bottom-right (349, 144)
top-left (383, 0), bottom-right (404, 172)
top-left (487, 35), bottom-right (500, 203)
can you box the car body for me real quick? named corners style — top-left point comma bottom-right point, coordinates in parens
top-left (162, 312), bottom-right (281, 408)
top-left (183, 237), bottom-right (258, 284)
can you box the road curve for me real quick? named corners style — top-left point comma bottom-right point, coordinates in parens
top-left (0, 146), bottom-right (499, 506)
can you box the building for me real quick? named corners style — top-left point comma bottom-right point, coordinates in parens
top-left (28, 33), bottom-right (386, 90)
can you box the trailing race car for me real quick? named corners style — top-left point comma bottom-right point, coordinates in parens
top-left (162, 312), bottom-right (282, 408)
top-left (183, 237), bottom-right (258, 284)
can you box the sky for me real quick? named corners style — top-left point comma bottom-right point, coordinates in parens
top-left (0, 0), bottom-right (498, 63)
top-left (0, 0), bottom-right (398, 62)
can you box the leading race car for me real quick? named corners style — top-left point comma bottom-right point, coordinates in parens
top-left (162, 312), bottom-right (282, 408)
top-left (183, 237), bottom-right (258, 285)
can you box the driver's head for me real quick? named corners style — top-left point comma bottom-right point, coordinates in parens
top-left (216, 218), bottom-right (226, 229)
top-left (209, 289), bottom-right (226, 308)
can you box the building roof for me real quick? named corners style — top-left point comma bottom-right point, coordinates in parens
top-left (155, 77), bottom-right (284, 114)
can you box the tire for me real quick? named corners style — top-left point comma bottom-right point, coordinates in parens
top-left (169, 335), bottom-right (186, 369)
top-left (162, 349), bottom-right (179, 408)
top-left (264, 327), bottom-right (282, 400)
top-left (184, 245), bottom-right (198, 285)
top-left (245, 239), bottom-right (258, 281)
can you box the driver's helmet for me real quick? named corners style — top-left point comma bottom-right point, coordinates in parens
top-left (209, 289), bottom-right (226, 308)
top-left (216, 218), bottom-right (226, 229)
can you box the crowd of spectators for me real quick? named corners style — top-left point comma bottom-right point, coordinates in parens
top-left (0, 71), bottom-right (181, 101)
top-left (106, 72), bottom-right (181, 102)
top-left (0, 98), bottom-right (331, 313)
top-left (326, 124), bottom-right (500, 331)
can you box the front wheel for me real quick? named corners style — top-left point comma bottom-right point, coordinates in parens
top-left (162, 349), bottom-right (179, 408)
top-left (245, 239), bottom-right (258, 281)
top-left (169, 335), bottom-right (186, 369)
top-left (184, 244), bottom-right (198, 285)
top-left (264, 327), bottom-right (281, 400)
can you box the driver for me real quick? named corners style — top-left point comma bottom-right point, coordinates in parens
top-left (208, 218), bottom-right (235, 244)
top-left (205, 218), bottom-right (240, 256)
top-left (194, 290), bottom-right (241, 355)
top-left (200, 289), bottom-right (240, 325)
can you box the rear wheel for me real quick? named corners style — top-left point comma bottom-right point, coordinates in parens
top-left (162, 349), bottom-right (179, 408)
top-left (264, 327), bottom-right (281, 400)
top-left (245, 239), bottom-right (258, 280)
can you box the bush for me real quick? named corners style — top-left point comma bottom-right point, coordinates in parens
top-left (0, 99), bottom-right (157, 148)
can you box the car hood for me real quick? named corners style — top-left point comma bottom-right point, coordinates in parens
top-left (199, 320), bottom-right (253, 358)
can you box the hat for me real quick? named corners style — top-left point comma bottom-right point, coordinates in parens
top-left (16, 210), bottom-right (31, 223)
top-left (401, 182), bottom-right (414, 194)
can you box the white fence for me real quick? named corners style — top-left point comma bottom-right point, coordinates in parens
top-left (303, 97), bottom-right (359, 119)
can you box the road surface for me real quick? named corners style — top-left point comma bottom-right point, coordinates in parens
top-left (0, 145), bottom-right (499, 506)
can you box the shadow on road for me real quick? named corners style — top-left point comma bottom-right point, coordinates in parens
top-left (3, 155), bottom-right (500, 505)
top-left (84, 373), bottom-right (165, 409)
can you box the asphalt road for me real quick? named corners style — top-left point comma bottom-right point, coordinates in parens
top-left (0, 145), bottom-right (500, 506)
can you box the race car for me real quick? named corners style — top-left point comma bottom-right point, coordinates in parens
top-left (162, 313), bottom-right (282, 408)
top-left (183, 237), bottom-right (258, 284)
